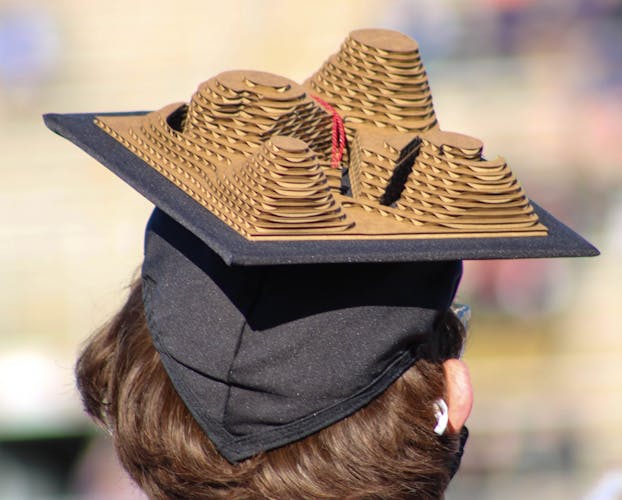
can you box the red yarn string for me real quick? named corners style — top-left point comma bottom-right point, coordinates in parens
top-left (310, 95), bottom-right (346, 169)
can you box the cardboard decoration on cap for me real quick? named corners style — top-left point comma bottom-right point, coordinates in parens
top-left (43, 28), bottom-right (598, 264)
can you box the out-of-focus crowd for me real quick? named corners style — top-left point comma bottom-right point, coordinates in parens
top-left (0, 1), bottom-right (619, 498)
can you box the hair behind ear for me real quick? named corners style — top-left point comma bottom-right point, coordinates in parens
top-left (75, 282), bottom-right (144, 429)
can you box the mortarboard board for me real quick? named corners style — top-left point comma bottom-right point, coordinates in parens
top-left (44, 29), bottom-right (598, 462)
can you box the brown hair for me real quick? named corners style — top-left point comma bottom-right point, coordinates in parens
top-left (76, 279), bottom-right (465, 499)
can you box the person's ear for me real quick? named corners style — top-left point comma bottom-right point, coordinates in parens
top-left (442, 358), bottom-right (473, 434)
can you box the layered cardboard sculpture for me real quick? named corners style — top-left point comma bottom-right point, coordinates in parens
top-left (94, 29), bottom-right (546, 241)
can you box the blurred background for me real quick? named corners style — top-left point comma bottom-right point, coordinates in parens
top-left (0, 0), bottom-right (620, 498)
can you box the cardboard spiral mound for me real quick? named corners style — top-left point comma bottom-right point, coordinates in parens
top-left (348, 129), bottom-right (421, 204)
top-left (184, 71), bottom-right (334, 162)
top-left (94, 28), bottom-right (547, 240)
top-left (304, 29), bottom-right (437, 133)
top-left (216, 136), bottom-right (353, 236)
top-left (395, 130), bottom-right (537, 231)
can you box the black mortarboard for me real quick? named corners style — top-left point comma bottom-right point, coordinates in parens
top-left (45, 29), bottom-right (597, 462)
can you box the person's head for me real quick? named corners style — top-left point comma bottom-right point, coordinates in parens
top-left (76, 276), bottom-right (471, 499)
top-left (73, 209), bottom-right (472, 499)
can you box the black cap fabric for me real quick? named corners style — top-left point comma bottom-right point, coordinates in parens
top-left (142, 208), bottom-right (462, 461)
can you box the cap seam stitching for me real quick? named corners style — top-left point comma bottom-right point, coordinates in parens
top-left (222, 268), bottom-right (267, 430)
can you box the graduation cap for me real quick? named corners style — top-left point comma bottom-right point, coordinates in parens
top-left (45, 29), bottom-right (598, 462)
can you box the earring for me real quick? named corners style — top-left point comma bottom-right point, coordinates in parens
top-left (433, 398), bottom-right (449, 435)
